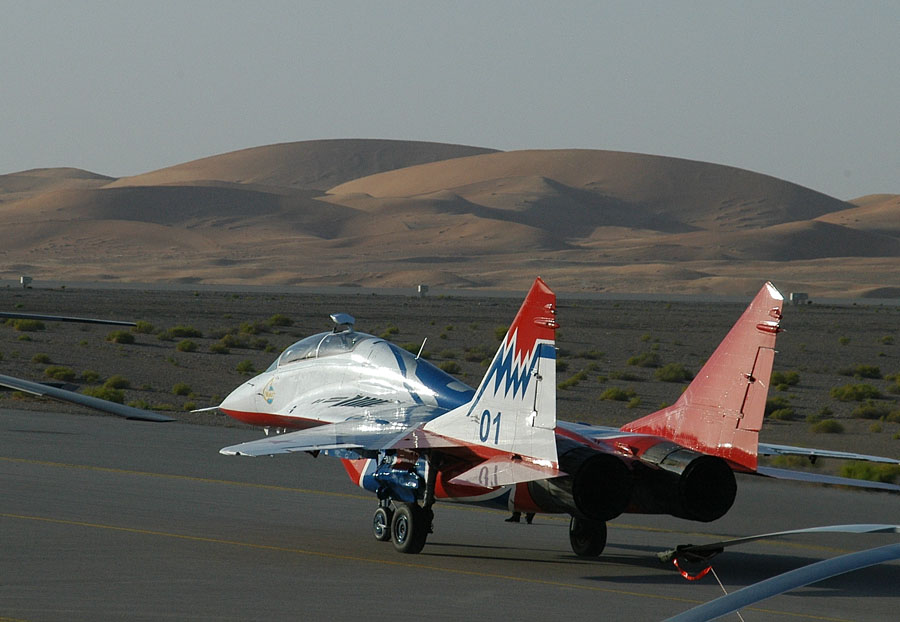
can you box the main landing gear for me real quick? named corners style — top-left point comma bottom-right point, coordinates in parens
top-left (569, 516), bottom-right (607, 557)
top-left (370, 451), bottom-right (438, 554)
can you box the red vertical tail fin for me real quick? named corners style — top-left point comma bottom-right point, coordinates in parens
top-left (621, 282), bottom-right (784, 471)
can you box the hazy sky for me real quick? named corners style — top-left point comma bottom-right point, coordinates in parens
top-left (2, 1), bottom-right (897, 199)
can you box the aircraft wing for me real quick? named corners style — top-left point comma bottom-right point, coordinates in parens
top-left (755, 466), bottom-right (900, 492)
top-left (0, 373), bottom-right (174, 422)
top-left (220, 404), bottom-right (446, 456)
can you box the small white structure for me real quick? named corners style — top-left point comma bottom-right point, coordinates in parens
top-left (417, 284), bottom-right (429, 298)
top-left (20, 276), bottom-right (32, 289)
top-left (790, 292), bottom-right (809, 305)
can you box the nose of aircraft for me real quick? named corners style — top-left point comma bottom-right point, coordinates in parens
top-left (219, 379), bottom-right (261, 419)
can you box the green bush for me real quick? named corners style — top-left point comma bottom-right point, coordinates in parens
top-left (851, 402), bottom-right (892, 419)
top-left (654, 363), bottom-right (693, 382)
top-left (626, 397), bottom-right (641, 409)
top-left (558, 370), bottom-right (588, 390)
top-left (44, 366), bottom-right (76, 381)
top-left (81, 370), bottom-right (101, 383)
top-left (626, 352), bottom-right (661, 368)
top-left (600, 387), bottom-right (637, 401)
top-left (236, 360), bottom-right (255, 374)
top-left (176, 339), bottom-right (198, 352)
top-left (132, 320), bottom-right (155, 334)
top-left (830, 383), bottom-right (882, 401)
top-left (609, 371), bottom-right (643, 382)
top-left (811, 419), bottom-right (844, 434)
top-left (209, 342), bottom-right (230, 354)
top-left (12, 319), bottom-right (45, 332)
top-left (770, 370), bottom-right (800, 386)
top-left (107, 330), bottom-right (135, 344)
top-left (31, 353), bottom-right (52, 364)
top-left (104, 375), bottom-right (130, 389)
top-left (494, 325), bottom-right (508, 341)
top-left (172, 383), bottom-right (192, 396)
top-left (769, 408), bottom-right (796, 421)
top-left (82, 386), bottom-right (125, 403)
top-left (267, 314), bottom-right (293, 327)
top-left (380, 324), bottom-right (399, 339)
top-left (838, 364), bottom-right (881, 379)
top-left (765, 396), bottom-right (791, 415)
top-left (163, 325), bottom-right (203, 339)
top-left (439, 361), bottom-right (461, 374)
top-left (840, 461), bottom-right (900, 484)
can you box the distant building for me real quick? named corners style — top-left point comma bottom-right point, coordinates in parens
top-left (790, 292), bottom-right (809, 305)
top-left (20, 276), bottom-right (32, 289)
top-left (417, 284), bottom-right (429, 298)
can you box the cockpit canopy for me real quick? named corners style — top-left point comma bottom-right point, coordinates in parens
top-left (273, 331), bottom-right (373, 369)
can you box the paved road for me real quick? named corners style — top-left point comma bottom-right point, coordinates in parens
top-left (2, 409), bottom-right (899, 621)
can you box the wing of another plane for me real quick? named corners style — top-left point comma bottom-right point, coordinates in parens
top-left (0, 373), bottom-right (174, 422)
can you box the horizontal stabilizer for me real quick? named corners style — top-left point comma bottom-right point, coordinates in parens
top-left (759, 442), bottom-right (900, 465)
top-left (448, 455), bottom-right (563, 488)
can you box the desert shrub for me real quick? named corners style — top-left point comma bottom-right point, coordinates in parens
top-left (81, 370), bottom-right (101, 383)
top-left (439, 349), bottom-right (458, 360)
top-left (609, 371), bottom-right (643, 382)
top-left (870, 422), bottom-right (883, 433)
top-left (209, 342), bottom-right (230, 354)
top-left (172, 383), bottom-right (192, 396)
top-left (627, 352), bottom-right (661, 368)
top-left (654, 363), bottom-right (693, 382)
top-left (840, 461), bottom-right (900, 484)
top-left (236, 360), bottom-right (255, 374)
top-left (837, 364), bottom-right (882, 379)
top-left (220, 334), bottom-right (247, 348)
top-left (18, 335), bottom-right (32, 342)
top-left (830, 383), bottom-right (882, 401)
top-left (164, 325), bottom-right (202, 339)
top-left (600, 387), bottom-right (637, 401)
top-left (769, 408), bottom-right (796, 421)
top-left (558, 370), bottom-right (588, 390)
top-left (886, 410), bottom-right (900, 423)
top-left (107, 330), bottom-right (135, 344)
top-left (380, 324), bottom-right (399, 339)
top-left (176, 339), bottom-right (198, 352)
top-left (31, 353), bottom-right (52, 364)
top-left (12, 319), bottom-right (45, 332)
top-left (556, 360), bottom-right (569, 372)
top-left (44, 366), bottom-right (76, 381)
top-left (838, 336), bottom-right (851, 346)
top-left (132, 321), bottom-right (155, 334)
top-left (494, 325), bottom-right (508, 341)
top-left (770, 370), bottom-right (800, 386)
top-left (765, 396), bottom-right (791, 415)
top-left (267, 314), bottom-right (293, 327)
top-left (251, 337), bottom-right (270, 351)
top-left (464, 345), bottom-right (491, 362)
top-left (626, 397), bottom-right (641, 409)
top-left (811, 419), bottom-right (844, 434)
top-left (887, 381), bottom-right (900, 395)
top-left (880, 335), bottom-right (894, 345)
top-left (575, 350), bottom-right (604, 360)
top-left (82, 386), bottom-right (125, 403)
top-left (183, 402), bottom-right (197, 411)
top-left (104, 375), bottom-right (130, 389)
top-left (239, 321), bottom-right (267, 335)
top-left (851, 402), bottom-right (892, 419)
top-left (439, 361), bottom-right (461, 374)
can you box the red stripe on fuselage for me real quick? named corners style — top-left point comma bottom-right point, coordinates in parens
top-left (218, 408), bottom-right (323, 430)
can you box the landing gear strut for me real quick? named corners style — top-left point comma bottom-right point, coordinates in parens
top-left (371, 451), bottom-right (439, 554)
top-left (372, 505), bottom-right (393, 542)
top-left (569, 516), bottom-right (607, 557)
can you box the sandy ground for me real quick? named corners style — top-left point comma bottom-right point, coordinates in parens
top-left (2, 284), bottom-right (899, 474)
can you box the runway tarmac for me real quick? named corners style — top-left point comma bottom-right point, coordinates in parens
top-left (2, 409), bottom-right (899, 621)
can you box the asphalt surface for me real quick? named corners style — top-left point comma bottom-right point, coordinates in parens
top-left (2, 409), bottom-right (899, 622)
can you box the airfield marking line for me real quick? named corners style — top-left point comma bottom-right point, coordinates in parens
top-left (0, 456), bottom-right (858, 556)
top-left (0, 512), bottom-right (854, 621)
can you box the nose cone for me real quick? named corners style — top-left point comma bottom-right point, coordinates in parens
top-left (219, 379), bottom-right (263, 423)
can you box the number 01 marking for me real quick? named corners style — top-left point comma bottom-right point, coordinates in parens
top-left (479, 410), bottom-right (501, 443)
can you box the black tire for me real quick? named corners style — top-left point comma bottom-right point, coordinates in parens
top-left (372, 506), bottom-right (393, 542)
top-left (569, 516), bottom-right (607, 557)
top-left (391, 503), bottom-right (428, 554)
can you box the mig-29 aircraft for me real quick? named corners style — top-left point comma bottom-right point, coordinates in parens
top-left (216, 277), bottom-right (900, 555)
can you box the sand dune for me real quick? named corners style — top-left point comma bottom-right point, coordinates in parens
top-left (1, 140), bottom-right (897, 297)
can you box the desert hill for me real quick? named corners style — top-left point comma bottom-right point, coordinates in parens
top-left (0, 139), bottom-right (897, 297)
top-left (107, 139), bottom-right (496, 191)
